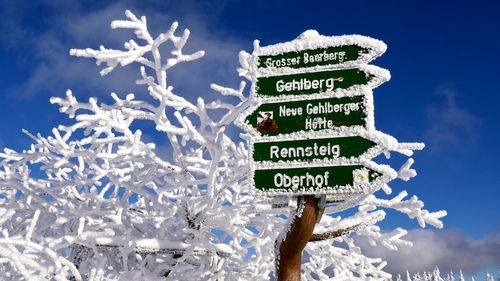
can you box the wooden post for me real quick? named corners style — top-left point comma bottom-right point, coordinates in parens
top-left (277, 195), bottom-right (320, 281)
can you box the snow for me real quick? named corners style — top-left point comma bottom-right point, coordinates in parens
top-left (0, 10), bottom-right (269, 280)
top-left (251, 31), bottom-right (387, 75)
top-left (238, 25), bottom-right (445, 281)
top-left (238, 31), bottom-right (420, 199)
top-left (0, 10), bottom-right (447, 281)
top-left (255, 56), bottom-right (391, 79)
top-left (250, 159), bottom-right (398, 197)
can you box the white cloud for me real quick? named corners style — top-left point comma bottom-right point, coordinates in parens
top-left (4, 1), bottom-right (246, 105)
top-left (424, 84), bottom-right (480, 151)
top-left (358, 229), bottom-right (500, 276)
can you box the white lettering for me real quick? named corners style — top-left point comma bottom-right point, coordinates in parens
top-left (303, 51), bottom-right (347, 65)
top-left (270, 146), bottom-right (279, 159)
top-left (264, 56), bottom-right (301, 68)
top-left (267, 142), bottom-right (341, 160)
top-left (279, 105), bottom-right (303, 117)
top-left (305, 117), bottom-right (334, 130)
top-left (276, 80), bottom-right (285, 92)
top-left (306, 102), bottom-right (361, 116)
top-left (274, 77), bottom-right (343, 94)
top-left (273, 171), bottom-right (331, 190)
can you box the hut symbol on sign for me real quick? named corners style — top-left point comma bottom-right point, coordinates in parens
top-left (257, 111), bottom-right (278, 133)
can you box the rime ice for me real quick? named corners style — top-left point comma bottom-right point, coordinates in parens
top-left (0, 10), bottom-right (446, 281)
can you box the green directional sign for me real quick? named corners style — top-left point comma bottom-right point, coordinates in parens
top-left (253, 136), bottom-right (377, 162)
top-left (256, 68), bottom-right (373, 97)
top-left (240, 33), bottom-right (401, 197)
top-left (253, 165), bottom-right (380, 193)
top-left (258, 45), bottom-right (369, 70)
top-left (245, 95), bottom-right (367, 136)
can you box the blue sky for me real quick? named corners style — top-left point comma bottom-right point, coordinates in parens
top-left (1, 0), bottom-right (499, 278)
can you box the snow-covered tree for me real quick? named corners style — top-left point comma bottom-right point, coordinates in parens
top-left (449, 271), bottom-right (456, 281)
top-left (433, 267), bottom-right (443, 281)
top-left (402, 270), bottom-right (498, 281)
top-left (459, 270), bottom-right (466, 281)
top-left (407, 271), bottom-right (413, 281)
top-left (0, 10), bottom-right (446, 280)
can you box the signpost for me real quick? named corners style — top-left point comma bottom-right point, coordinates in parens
top-left (256, 65), bottom-right (389, 97)
top-left (254, 33), bottom-right (388, 73)
top-left (244, 95), bottom-right (369, 136)
top-left (238, 31), bottom-right (393, 197)
top-left (257, 44), bottom-right (375, 70)
top-left (256, 66), bottom-right (388, 96)
top-left (252, 134), bottom-right (384, 163)
top-left (253, 162), bottom-right (394, 195)
top-left (237, 31), bottom-right (425, 280)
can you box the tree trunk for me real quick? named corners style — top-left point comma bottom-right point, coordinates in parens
top-left (277, 195), bottom-right (320, 281)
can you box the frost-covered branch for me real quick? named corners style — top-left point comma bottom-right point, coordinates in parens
top-left (361, 191), bottom-right (447, 229)
top-left (310, 210), bottom-right (385, 242)
top-left (0, 10), bottom-right (283, 280)
top-left (302, 129), bottom-right (442, 279)
top-left (0, 9), bottom-right (447, 280)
